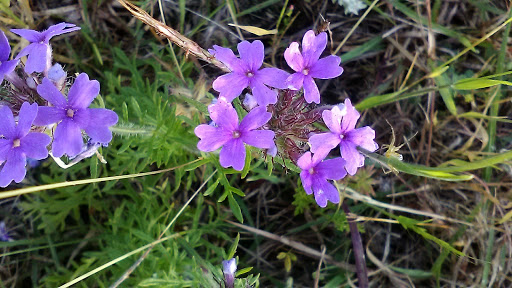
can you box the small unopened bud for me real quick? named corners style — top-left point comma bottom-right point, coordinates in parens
top-left (48, 63), bottom-right (67, 90)
top-left (243, 93), bottom-right (258, 111)
top-left (222, 258), bottom-right (237, 288)
top-left (26, 77), bottom-right (37, 90)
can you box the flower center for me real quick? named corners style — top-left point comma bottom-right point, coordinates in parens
top-left (232, 131), bottom-right (241, 138)
top-left (308, 167), bottom-right (315, 175)
top-left (66, 108), bottom-right (75, 118)
top-left (302, 68), bottom-right (309, 75)
top-left (246, 72), bottom-right (254, 78)
top-left (12, 139), bottom-right (20, 148)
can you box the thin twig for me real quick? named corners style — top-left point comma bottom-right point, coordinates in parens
top-left (342, 202), bottom-right (369, 288)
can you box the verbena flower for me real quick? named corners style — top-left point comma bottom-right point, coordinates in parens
top-left (284, 30), bottom-right (343, 104)
top-left (297, 151), bottom-right (347, 207)
top-left (222, 258), bottom-right (237, 288)
top-left (0, 30), bottom-right (19, 83)
top-left (309, 99), bottom-right (378, 175)
top-left (0, 102), bottom-right (51, 187)
top-left (210, 41), bottom-right (289, 106)
top-left (11, 23), bottom-right (80, 74)
top-left (34, 73), bottom-right (118, 158)
top-left (194, 99), bottom-right (275, 170)
top-left (0, 221), bottom-right (11, 241)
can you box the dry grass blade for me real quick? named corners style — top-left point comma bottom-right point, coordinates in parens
top-left (116, 0), bottom-right (229, 72)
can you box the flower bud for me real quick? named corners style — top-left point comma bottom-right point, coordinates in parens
top-left (48, 63), bottom-right (67, 90)
top-left (222, 258), bottom-right (236, 288)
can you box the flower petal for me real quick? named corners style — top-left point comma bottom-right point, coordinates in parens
top-left (20, 133), bottom-right (50, 159)
top-left (303, 76), bottom-right (320, 104)
top-left (297, 151), bottom-right (313, 170)
top-left (25, 43), bottom-right (49, 74)
top-left (195, 124), bottom-right (231, 152)
top-left (212, 72), bottom-right (249, 102)
top-left (0, 149), bottom-right (26, 187)
top-left (37, 78), bottom-right (67, 108)
top-left (284, 42), bottom-right (304, 72)
top-left (209, 45), bottom-right (245, 72)
top-left (0, 106), bottom-right (16, 138)
top-left (33, 106), bottom-right (66, 126)
top-left (312, 178), bottom-right (339, 207)
top-left (255, 67), bottom-right (290, 89)
top-left (309, 55), bottom-right (343, 79)
top-left (238, 40), bottom-right (264, 71)
top-left (11, 28), bottom-right (42, 43)
top-left (285, 72), bottom-right (304, 90)
top-left (208, 100), bottom-right (239, 131)
top-left (239, 106), bottom-right (271, 132)
top-left (340, 99), bottom-right (360, 133)
top-left (316, 157), bottom-right (347, 180)
top-left (0, 30), bottom-right (10, 61)
top-left (67, 73), bottom-right (100, 109)
top-left (302, 31), bottom-right (327, 66)
top-left (52, 119), bottom-right (83, 157)
top-left (42, 23), bottom-right (80, 42)
top-left (250, 82), bottom-right (277, 106)
top-left (340, 140), bottom-right (365, 175)
top-left (16, 102), bottom-right (37, 138)
top-left (300, 170), bottom-right (313, 195)
top-left (322, 105), bottom-right (345, 135)
top-left (81, 108), bottom-right (118, 143)
top-left (219, 138), bottom-right (245, 171)
top-left (346, 126), bottom-right (378, 152)
top-left (0, 139), bottom-right (11, 162)
top-left (0, 60), bottom-right (19, 82)
top-left (309, 132), bottom-right (340, 155)
top-left (241, 130), bottom-right (274, 149)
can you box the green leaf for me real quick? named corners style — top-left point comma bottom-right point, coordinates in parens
top-left (235, 267), bottom-right (253, 277)
top-left (203, 179), bottom-right (220, 196)
top-left (228, 193), bottom-right (243, 223)
top-left (453, 78), bottom-right (512, 90)
top-left (227, 233), bottom-right (240, 259)
top-left (241, 146), bottom-right (251, 179)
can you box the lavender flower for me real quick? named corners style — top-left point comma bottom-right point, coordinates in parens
top-left (0, 102), bottom-right (51, 187)
top-left (0, 29), bottom-right (19, 82)
top-left (210, 41), bottom-right (289, 106)
top-left (297, 151), bottom-right (347, 207)
top-left (222, 258), bottom-right (237, 288)
top-left (0, 221), bottom-right (11, 241)
top-left (284, 30), bottom-right (343, 104)
top-left (194, 99), bottom-right (275, 170)
top-left (11, 23), bottom-right (80, 74)
top-left (309, 99), bottom-right (378, 175)
top-left (34, 73), bottom-right (118, 158)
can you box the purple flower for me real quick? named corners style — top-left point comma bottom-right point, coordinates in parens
top-left (309, 99), bottom-right (378, 175)
top-left (0, 29), bottom-right (19, 82)
top-left (210, 41), bottom-right (289, 106)
top-left (194, 99), bottom-right (275, 170)
top-left (284, 30), bottom-right (344, 104)
top-left (0, 221), bottom-right (11, 241)
top-left (297, 151), bottom-right (347, 207)
top-left (11, 23), bottom-right (80, 74)
top-left (222, 258), bottom-right (237, 288)
top-left (34, 73), bottom-right (118, 158)
top-left (0, 102), bottom-right (51, 187)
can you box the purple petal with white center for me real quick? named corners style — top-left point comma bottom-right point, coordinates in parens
top-left (212, 72), bottom-right (249, 102)
top-left (52, 119), bottom-right (83, 157)
top-left (67, 73), bottom-right (100, 109)
top-left (33, 106), bottom-right (66, 126)
top-left (297, 151), bottom-right (313, 170)
top-left (208, 100), bottom-right (239, 131)
top-left (300, 170), bottom-right (313, 195)
top-left (209, 45), bottom-right (245, 72)
top-left (238, 40), bottom-right (264, 72)
top-left (0, 150), bottom-right (26, 187)
top-left (303, 76), bottom-right (320, 104)
top-left (15, 102), bottom-right (37, 138)
top-left (308, 132), bottom-right (340, 155)
top-left (20, 133), bottom-right (50, 159)
top-left (346, 126), bottom-right (378, 152)
top-left (255, 67), bottom-right (290, 89)
top-left (81, 109), bottom-right (118, 143)
top-left (0, 106), bottom-right (16, 139)
top-left (302, 31), bottom-right (327, 66)
top-left (284, 42), bottom-right (304, 72)
top-left (24, 43), bottom-right (49, 74)
top-left (312, 178), bottom-right (339, 207)
top-left (250, 81), bottom-right (277, 106)
top-left (42, 23), bottom-right (80, 42)
top-left (37, 78), bottom-right (67, 107)
top-left (195, 125), bottom-right (232, 152)
top-left (241, 130), bottom-right (274, 149)
top-left (340, 99), bottom-right (360, 133)
top-left (315, 157), bottom-right (347, 180)
top-left (309, 55), bottom-right (343, 79)
top-left (285, 72), bottom-right (304, 90)
top-left (239, 106), bottom-right (271, 132)
top-left (11, 29), bottom-right (42, 43)
top-left (0, 60), bottom-right (19, 82)
top-left (322, 105), bottom-right (345, 135)
top-left (0, 139), bottom-right (11, 162)
top-left (0, 30), bottom-right (10, 61)
top-left (340, 140), bottom-right (364, 175)
top-left (219, 138), bottom-right (245, 171)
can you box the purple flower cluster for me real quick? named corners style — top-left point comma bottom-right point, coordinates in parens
top-left (0, 23), bottom-right (118, 187)
top-left (195, 29), bottom-right (378, 207)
